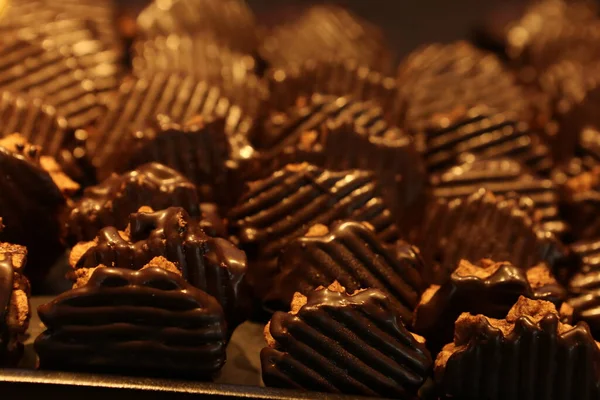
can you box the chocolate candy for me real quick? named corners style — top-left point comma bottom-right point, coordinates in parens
top-left (431, 156), bottom-right (567, 236)
top-left (0, 35), bottom-right (102, 130)
top-left (65, 163), bottom-right (201, 244)
top-left (132, 35), bottom-right (266, 120)
top-left (35, 261), bottom-right (227, 378)
top-left (0, 241), bottom-right (30, 366)
top-left (268, 221), bottom-right (426, 323)
top-left (261, 283), bottom-right (432, 397)
top-left (228, 163), bottom-right (399, 300)
top-left (558, 166), bottom-right (600, 240)
top-left (414, 259), bottom-right (565, 352)
top-left (436, 296), bottom-right (600, 399)
top-left (88, 73), bottom-right (253, 178)
top-left (397, 42), bottom-right (528, 133)
top-left (417, 106), bottom-right (554, 175)
top-left (137, 0), bottom-right (258, 54)
top-left (0, 134), bottom-right (79, 280)
top-left (70, 207), bottom-right (248, 329)
top-left (417, 188), bottom-right (568, 284)
top-left (266, 59), bottom-right (401, 121)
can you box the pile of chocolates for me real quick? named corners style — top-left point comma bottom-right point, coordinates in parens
top-left (2, 0), bottom-right (600, 398)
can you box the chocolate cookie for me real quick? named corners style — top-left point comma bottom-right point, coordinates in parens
top-left (65, 163), bottom-right (201, 243)
top-left (436, 296), bottom-right (600, 399)
top-left (69, 207), bottom-right (248, 329)
top-left (261, 283), bottom-right (432, 398)
top-left (0, 240), bottom-right (30, 366)
top-left (268, 221), bottom-right (426, 323)
top-left (35, 260), bottom-right (227, 378)
top-left (228, 163), bottom-right (399, 300)
top-left (414, 259), bottom-right (565, 352)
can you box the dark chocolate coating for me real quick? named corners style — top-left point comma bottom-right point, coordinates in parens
top-left (35, 267), bottom-right (227, 378)
top-left (261, 287), bottom-right (432, 397)
top-left (270, 221), bottom-right (425, 323)
top-left (73, 207), bottom-right (248, 329)
top-left (417, 188), bottom-right (568, 284)
top-left (0, 254), bottom-right (14, 365)
top-left (66, 163), bottom-right (201, 243)
top-left (431, 156), bottom-right (567, 236)
top-left (228, 164), bottom-right (399, 300)
top-left (437, 314), bottom-right (600, 400)
top-left (260, 5), bottom-right (391, 72)
top-left (397, 42), bottom-right (528, 134)
top-left (137, 0), bottom-right (258, 54)
top-left (417, 106), bottom-right (553, 175)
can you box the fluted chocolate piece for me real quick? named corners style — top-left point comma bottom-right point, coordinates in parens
top-left (228, 163), bottom-right (399, 300)
top-left (431, 156), bottom-right (567, 236)
top-left (0, 241), bottom-right (30, 366)
top-left (417, 106), bottom-right (553, 175)
top-left (137, 0), bottom-right (258, 54)
top-left (0, 134), bottom-right (79, 279)
top-left (417, 188), bottom-right (568, 284)
top-left (70, 207), bottom-right (248, 329)
top-left (0, 35), bottom-right (102, 130)
top-left (269, 221), bottom-right (425, 323)
top-left (65, 163), bottom-right (201, 243)
top-left (260, 5), bottom-right (391, 72)
top-left (558, 166), bottom-right (600, 240)
top-left (436, 296), bottom-right (600, 400)
top-left (261, 283), bottom-right (432, 397)
top-left (397, 42), bottom-right (528, 133)
top-left (35, 262), bottom-right (227, 378)
top-left (88, 73), bottom-right (254, 179)
top-left (414, 259), bottom-right (566, 352)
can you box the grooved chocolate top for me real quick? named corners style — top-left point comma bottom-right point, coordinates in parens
top-left (270, 220), bottom-right (425, 323)
top-left (35, 266), bottom-right (227, 378)
top-left (261, 286), bottom-right (432, 397)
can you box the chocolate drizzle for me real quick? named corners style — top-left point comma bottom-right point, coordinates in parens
top-left (269, 221), bottom-right (425, 323)
top-left (35, 266), bottom-right (227, 378)
top-left (228, 164), bottom-right (399, 299)
top-left (261, 286), bottom-right (432, 397)
top-left (71, 207), bottom-right (248, 329)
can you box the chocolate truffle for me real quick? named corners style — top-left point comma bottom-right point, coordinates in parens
top-left (0, 240), bottom-right (30, 366)
top-left (431, 156), bottom-right (567, 236)
top-left (65, 163), bottom-right (201, 243)
top-left (417, 188), bottom-right (568, 284)
top-left (35, 260), bottom-right (227, 378)
top-left (558, 166), bottom-right (600, 240)
top-left (416, 105), bottom-right (554, 175)
top-left (268, 221), bottom-right (425, 323)
top-left (69, 207), bottom-right (248, 329)
top-left (413, 259), bottom-right (566, 352)
top-left (261, 283), bottom-right (432, 398)
top-left (397, 42), bottom-right (529, 133)
top-left (228, 163), bottom-right (399, 300)
top-left (436, 296), bottom-right (600, 399)
top-left (0, 134), bottom-right (79, 280)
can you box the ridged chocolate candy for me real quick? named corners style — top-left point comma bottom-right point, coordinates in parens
top-left (431, 156), bottom-right (567, 236)
top-left (70, 207), bottom-right (248, 329)
top-left (35, 261), bottom-right (227, 378)
top-left (268, 221), bottom-right (426, 323)
top-left (417, 188), bottom-right (568, 284)
top-left (0, 241), bottom-right (30, 366)
top-left (436, 296), bottom-right (600, 400)
top-left (417, 106), bottom-right (554, 175)
top-left (414, 259), bottom-right (566, 352)
top-left (65, 163), bottom-right (201, 244)
top-left (397, 41), bottom-right (528, 133)
top-left (261, 283), bottom-right (432, 398)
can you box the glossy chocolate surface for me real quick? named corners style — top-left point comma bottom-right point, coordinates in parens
top-left (228, 164), bottom-right (399, 299)
top-left (72, 207), bottom-right (248, 329)
top-left (270, 221), bottom-right (425, 323)
top-left (35, 266), bottom-right (227, 378)
top-left (66, 163), bottom-right (201, 243)
top-left (262, 287), bottom-right (432, 397)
